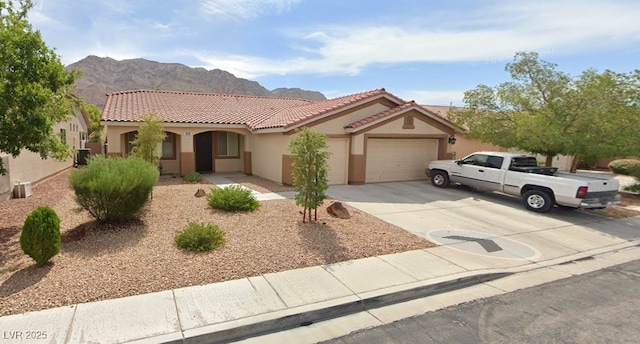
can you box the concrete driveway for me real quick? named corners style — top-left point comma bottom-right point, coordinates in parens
top-left (327, 181), bottom-right (639, 269)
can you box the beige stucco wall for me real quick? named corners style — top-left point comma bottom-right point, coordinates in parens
top-left (350, 116), bottom-right (448, 155)
top-left (251, 133), bottom-right (290, 183)
top-left (0, 155), bottom-right (11, 200)
top-left (2, 113), bottom-right (88, 190)
top-left (311, 103), bottom-right (391, 135)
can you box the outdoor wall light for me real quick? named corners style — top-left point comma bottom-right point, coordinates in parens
top-left (448, 136), bottom-right (457, 145)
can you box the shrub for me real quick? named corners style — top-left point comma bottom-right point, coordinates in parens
top-left (20, 206), bottom-right (61, 266)
top-left (175, 222), bottom-right (225, 252)
top-left (69, 155), bottom-right (159, 222)
top-left (608, 159), bottom-right (640, 178)
top-left (207, 185), bottom-right (260, 212)
top-left (183, 172), bottom-right (203, 183)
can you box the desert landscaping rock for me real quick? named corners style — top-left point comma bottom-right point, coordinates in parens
top-left (327, 201), bottom-right (351, 219)
top-left (194, 189), bottom-right (206, 197)
top-left (0, 170), bottom-right (434, 316)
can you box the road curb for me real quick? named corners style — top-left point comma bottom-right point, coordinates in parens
top-left (179, 272), bottom-right (512, 344)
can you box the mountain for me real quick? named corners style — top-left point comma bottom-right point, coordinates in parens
top-left (66, 56), bottom-right (326, 110)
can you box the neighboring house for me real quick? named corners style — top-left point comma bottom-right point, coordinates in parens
top-left (0, 111), bottom-right (90, 200)
top-left (101, 88), bottom-right (461, 185)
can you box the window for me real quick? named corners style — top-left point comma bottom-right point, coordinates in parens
top-left (60, 129), bottom-right (66, 142)
top-left (461, 154), bottom-right (488, 166)
top-left (217, 132), bottom-right (239, 157)
top-left (160, 133), bottom-right (176, 159)
top-left (486, 156), bottom-right (504, 169)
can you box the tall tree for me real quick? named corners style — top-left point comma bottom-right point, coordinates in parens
top-left (0, 0), bottom-right (80, 175)
top-left (289, 127), bottom-right (330, 223)
top-left (130, 114), bottom-right (166, 167)
top-left (449, 52), bottom-right (640, 169)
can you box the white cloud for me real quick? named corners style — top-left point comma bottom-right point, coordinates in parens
top-left (193, 0), bottom-right (640, 77)
top-left (199, 0), bottom-right (302, 19)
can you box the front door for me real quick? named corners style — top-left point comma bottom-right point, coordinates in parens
top-left (194, 132), bottom-right (213, 172)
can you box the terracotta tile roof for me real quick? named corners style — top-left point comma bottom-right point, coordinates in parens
top-left (345, 101), bottom-right (417, 129)
top-left (101, 89), bottom-right (457, 132)
top-left (101, 90), bottom-right (313, 129)
top-left (253, 88), bottom-right (403, 130)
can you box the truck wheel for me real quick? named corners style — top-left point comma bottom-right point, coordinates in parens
top-left (431, 171), bottom-right (450, 188)
top-left (523, 190), bottom-right (553, 213)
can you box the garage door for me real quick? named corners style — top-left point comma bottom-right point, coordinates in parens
top-left (366, 138), bottom-right (438, 183)
top-left (326, 137), bottom-right (348, 185)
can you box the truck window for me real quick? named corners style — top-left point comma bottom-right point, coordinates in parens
top-left (510, 157), bottom-right (539, 168)
top-left (461, 154), bottom-right (488, 166)
top-left (486, 156), bottom-right (504, 169)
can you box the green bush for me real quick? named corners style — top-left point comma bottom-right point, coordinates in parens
top-left (207, 185), bottom-right (260, 212)
top-left (20, 206), bottom-right (61, 266)
top-left (183, 172), bottom-right (203, 183)
top-left (608, 159), bottom-right (640, 178)
top-left (175, 222), bottom-right (226, 252)
top-left (69, 156), bottom-right (159, 222)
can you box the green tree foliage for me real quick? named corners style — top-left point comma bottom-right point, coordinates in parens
top-left (0, 0), bottom-right (80, 175)
top-left (130, 114), bottom-right (166, 166)
top-left (449, 52), bottom-right (640, 169)
top-left (69, 156), bottom-right (159, 222)
top-left (289, 127), bottom-right (330, 223)
top-left (20, 206), bottom-right (61, 266)
top-left (84, 103), bottom-right (104, 143)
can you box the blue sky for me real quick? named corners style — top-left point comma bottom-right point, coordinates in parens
top-left (29, 0), bottom-right (640, 105)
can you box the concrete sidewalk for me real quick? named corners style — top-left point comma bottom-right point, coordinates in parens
top-left (2, 175), bottom-right (640, 343)
top-left (2, 241), bottom-right (639, 343)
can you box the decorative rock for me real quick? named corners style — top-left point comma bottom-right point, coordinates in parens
top-left (327, 201), bottom-right (351, 219)
top-left (194, 189), bottom-right (206, 197)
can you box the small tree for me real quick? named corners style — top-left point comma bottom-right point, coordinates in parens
top-left (289, 127), bottom-right (330, 223)
top-left (130, 114), bottom-right (166, 167)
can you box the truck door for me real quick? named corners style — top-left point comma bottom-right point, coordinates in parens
top-left (481, 155), bottom-right (505, 191)
top-left (449, 153), bottom-right (489, 189)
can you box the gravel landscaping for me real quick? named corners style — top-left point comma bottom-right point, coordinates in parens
top-left (0, 170), bottom-right (434, 316)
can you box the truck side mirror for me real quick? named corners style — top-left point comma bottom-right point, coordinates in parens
top-left (455, 160), bottom-right (462, 165)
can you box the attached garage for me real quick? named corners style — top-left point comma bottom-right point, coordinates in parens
top-left (326, 137), bottom-right (349, 185)
top-left (365, 138), bottom-right (439, 183)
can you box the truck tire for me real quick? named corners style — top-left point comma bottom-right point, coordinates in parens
top-left (523, 190), bottom-right (553, 213)
top-left (431, 171), bottom-right (450, 188)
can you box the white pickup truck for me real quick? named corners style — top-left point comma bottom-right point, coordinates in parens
top-left (425, 152), bottom-right (620, 213)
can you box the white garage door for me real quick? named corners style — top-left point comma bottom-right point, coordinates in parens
top-left (326, 137), bottom-right (348, 185)
top-left (366, 138), bottom-right (439, 183)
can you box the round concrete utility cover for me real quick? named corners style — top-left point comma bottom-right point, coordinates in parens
top-left (427, 229), bottom-right (540, 259)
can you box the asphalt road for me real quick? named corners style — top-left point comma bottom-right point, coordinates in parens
top-left (320, 259), bottom-right (640, 344)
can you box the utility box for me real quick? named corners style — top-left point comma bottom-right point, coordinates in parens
top-left (77, 148), bottom-right (91, 165)
top-left (14, 182), bottom-right (32, 198)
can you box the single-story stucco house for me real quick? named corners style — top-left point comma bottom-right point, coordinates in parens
top-left (101, 88), bottom-right (462, 185)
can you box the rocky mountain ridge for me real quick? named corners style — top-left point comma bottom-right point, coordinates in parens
top-left (66, 56), bottom-right (326, 110)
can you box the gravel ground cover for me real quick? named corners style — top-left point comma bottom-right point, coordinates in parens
top-left (0, 170), bottom-right (434, 316)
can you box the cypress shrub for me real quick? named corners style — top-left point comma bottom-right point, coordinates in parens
top-left (69, 155), bottom-right (159, 222)
top-left (20, 206), bottom-right (61, 266)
